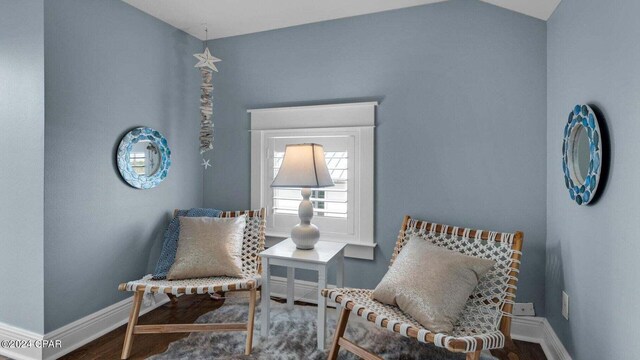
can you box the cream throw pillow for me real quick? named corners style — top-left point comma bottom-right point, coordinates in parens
top-left (372, 236), bottom-right (495, 333)
top-left (167, 215), bottom-right (246, 280)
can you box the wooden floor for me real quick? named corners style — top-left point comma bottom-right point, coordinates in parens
top-left (61, 295), bottom-right (226, 360)
top-left (59, 294), bottom-right (546, 360)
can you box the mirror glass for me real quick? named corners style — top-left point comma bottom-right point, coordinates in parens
top-left (129, 141), bottom-right (161, 176)
top-left (571, 125), bottom-right (590, 184)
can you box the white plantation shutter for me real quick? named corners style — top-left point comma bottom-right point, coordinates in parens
top-left (249, 102), bottom-right (376, 260)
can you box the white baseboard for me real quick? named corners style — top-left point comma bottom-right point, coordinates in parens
top-left (0, 322), bottom-right (43, 360)
top-left (0, 294), bottom-right (169, 360)
top-left (511, 317), bottom-right (571, 360)
top-left (42, 293), bottom-right (169, 360)
top-left (542, 318), bottom-right (572, 360)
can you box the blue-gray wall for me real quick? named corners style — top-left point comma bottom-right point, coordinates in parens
top-left (205, 0), bottom-right (548, 313)
top-left (546, 0), bottom-right (640, 358)
top-left (0, 0), bottom-right (45, 334)
top-left (43, 0), bottom-right (203, 332)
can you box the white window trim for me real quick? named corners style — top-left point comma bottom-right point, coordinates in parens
top-left (249, 102), bottom-right (376, 260)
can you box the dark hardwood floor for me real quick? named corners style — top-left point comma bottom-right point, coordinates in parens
top-left (60, 294), bottom-right (546, 360)
top-left (61, 295), bottom-right (226, 360)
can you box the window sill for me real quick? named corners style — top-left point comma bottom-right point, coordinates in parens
top-left (265, 232), bottom-right (376, 260)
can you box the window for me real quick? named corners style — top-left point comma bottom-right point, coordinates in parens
top-left (250, 102), bottom-right (376, 260)
top-left (266, 133), bottom-right (355, 239)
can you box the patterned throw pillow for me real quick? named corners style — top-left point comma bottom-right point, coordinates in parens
top-left (373, 236), bottom-right (495, 334)
top-left (152, 208), bottom-right (221, 279)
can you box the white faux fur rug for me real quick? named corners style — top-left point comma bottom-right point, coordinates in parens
top-left (148, 299), bottom-right (496, 360)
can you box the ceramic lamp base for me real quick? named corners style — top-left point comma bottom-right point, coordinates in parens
top-left (291, 188), bottom-right (320, 250)
top-left (291, 223), bottom-right (320, 250)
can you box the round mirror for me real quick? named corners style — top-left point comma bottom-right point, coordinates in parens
top-left (562, 105), bottom-right (602, 205)
top-left (117, 127), bottom-right (171, 189)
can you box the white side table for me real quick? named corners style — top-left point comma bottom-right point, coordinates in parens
top-left (259, 238), bottom-right (346, 350)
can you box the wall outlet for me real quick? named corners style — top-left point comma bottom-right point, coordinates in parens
top-left (562, 291), bottom-right (569, 320)
top-left (513, 302), bottom-right (535, 316)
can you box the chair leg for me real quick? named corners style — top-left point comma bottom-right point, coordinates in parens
top-left (121, 291), bottom-right (144, 359)
top-left (328, 307), bottom-right (351, 360)
top-left (167, 293), bottom-right (178, 304)
top-left (245, 287), bottom-right (257, 355)
top-left (504, 336), bottom-right (520, 360)
top-left (466, 350), bottom-right (482, 360)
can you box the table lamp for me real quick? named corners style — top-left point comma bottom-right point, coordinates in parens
top-left (271, 143), bottom-right (334, 249)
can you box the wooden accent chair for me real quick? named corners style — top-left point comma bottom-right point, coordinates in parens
top-left (117, 209), bottom-right (266, 359)
top-left (323, 215), bottom-right (523, 360)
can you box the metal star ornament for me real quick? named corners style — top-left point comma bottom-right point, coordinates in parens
top-left (201, 158), bottom-right (211, 170)
top-left (193, 47), bottom-right (221, 72)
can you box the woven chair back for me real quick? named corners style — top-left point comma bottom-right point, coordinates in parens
top-left (391, 216), bottom-right (523, 336)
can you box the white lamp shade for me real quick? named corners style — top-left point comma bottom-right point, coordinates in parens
top-left (271, 143), bottom-right (334, 188)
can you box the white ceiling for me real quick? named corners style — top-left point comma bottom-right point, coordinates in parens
top-left (482, 0), bottom-right (560, 21)
top-left (123, 0), bottom-right (560, 40)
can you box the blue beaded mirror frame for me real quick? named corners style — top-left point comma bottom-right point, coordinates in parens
top-left (117, 127), bottom-right (171, 189)
top-left (562, 105), bottom-right (602, 205)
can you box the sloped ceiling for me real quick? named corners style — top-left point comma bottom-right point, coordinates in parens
top-left (123, 0), bottom-right (560, 40)
top-left (481, 0), bottom-right (560, 21)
